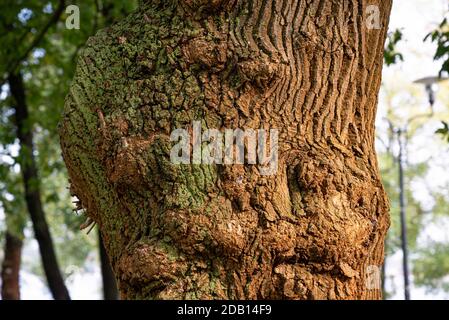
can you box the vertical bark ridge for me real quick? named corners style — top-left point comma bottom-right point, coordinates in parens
top-left (59, 0), bottom-right (392, 299)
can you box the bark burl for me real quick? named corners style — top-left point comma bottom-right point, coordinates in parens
top-left (59, 0), bottom-right (392, 299)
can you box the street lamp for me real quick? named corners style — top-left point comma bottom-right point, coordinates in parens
top-left (413, 76), bottom-right (448, 107)
top-left (396, 126), bottom-right (410, 300)
top-left (395, 75), bottom-right (448, 301)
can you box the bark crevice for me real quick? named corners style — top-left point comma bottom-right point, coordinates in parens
top-left (60, 0), bottom-right (392, 299)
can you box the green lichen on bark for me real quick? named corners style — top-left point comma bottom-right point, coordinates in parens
top-left (60, 1), bottom-right (229, 297)
top-left (60, 0), bottom-right (392, 299)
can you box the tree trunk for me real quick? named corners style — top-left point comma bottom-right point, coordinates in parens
top-left (1, 232), bottom-right (23, 300)
top-left (8, 72), bottom-right (71, 300)
top-left (99, 232), bottom-right (119, 300)
top-left (59, 0), bottom-right (392, 299)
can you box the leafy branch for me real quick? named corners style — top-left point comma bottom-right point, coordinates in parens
top-left (0, 0), bottom-right (65, 86)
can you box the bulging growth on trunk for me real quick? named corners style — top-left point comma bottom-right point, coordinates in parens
top-left (59, 0), bottom-right (392, 299)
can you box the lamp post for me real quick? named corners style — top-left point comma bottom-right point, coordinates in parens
top-left (396, 126), bottom-right (410, 300)
top-left (394, 75), bottom-right (448, 301)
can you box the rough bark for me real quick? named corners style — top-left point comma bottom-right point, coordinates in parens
top-left (60, 0), bottom-right (391, 299)
top-left (1, 232), bottom-right (23, 300)
top-left (99, 233), bottom-right (119, 300)
top-left (8, 72), bottom-right (71, 300)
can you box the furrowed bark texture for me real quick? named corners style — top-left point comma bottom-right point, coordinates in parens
top-left (60, 0), bottom-right (391, 299)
